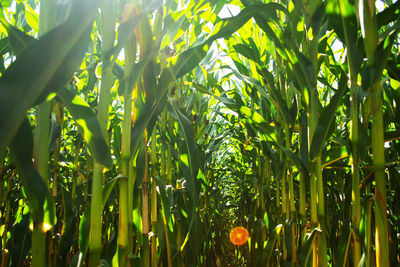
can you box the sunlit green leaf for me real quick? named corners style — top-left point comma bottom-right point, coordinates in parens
top-left (0, 0), bottom-right (100, 152)
top-left (57, 88), bottom-right (112, 168)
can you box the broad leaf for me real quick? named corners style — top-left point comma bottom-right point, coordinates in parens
top-left (9, 118), bottom-right (56, 228)
top-left (0, 0), bottom-right (101, 152)
top-left (57, 88), bottom-right (112, 168)
top-left (0, 13), bottom-right (36, 57)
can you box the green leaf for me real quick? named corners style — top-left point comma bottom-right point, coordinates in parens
top-left (153, 176), bottom-right (172, 222)
top-left (374, 19), bottom-right (400, 81)
top-left (278, 145), bottom-right (310, 176)
top-left (9, 118), bottom-right (56, 228)
top-left (0, 12), bottom-right (36, 57)
top-left (119, 57), bottom-right (152, 96)
top-left (170, 42), bottom-right (210, 79)
top-left (232, 58), bottom-right (250, 76)
top-left (264, 224), bottom-right (283, 264)
top-left (211, 3), bottom-right (285, 41)
top-left (387, 58), bottom-right (400, 81)
top-left (129, 71), bottom-right (172, 158)
top-left (0, 0), bottom-right (12, 7)
top-left (0, 37), bottom-right (12, 59)
top-left (24, 2), bottom-right (39, 32)
top-left (57, 88), bottom-right (112, 169)
top-left (377, 0), bottom-right (400, 28)
top-left (264, 212), bottom-right (269, 231)
top-left (105, 14), bottom-right (145, 62)
top-left (0, 0), bottom-right (101, 153)
top-left (170, 102), bottom-right (200, 206)
top-left (326, 0), bottom-right (357, 43)
top-left (233, 43), bottom-right (260, 64)
top-left (78, 207), bottom-right (91, 266)
top-left (7, 27), bottom-right (36, 57)
top-left (258, 67), bottom-right (293, 125)
top-left (310, 73), bottom-right (348, 160)
top-left (330, 0), bottom-right (361, 75)
top-left (129, 3), bottom-right (294, 159)
top-left (102, 176), bottom-right (123, 209)
top-left (170, 2), bottom-right (287, 79)
top-left (298, 228), bottom-right (322, 267)
top-left (334, 229), bottom-right (352, 267)
top-left (192, 82), bottom-right (238, 110)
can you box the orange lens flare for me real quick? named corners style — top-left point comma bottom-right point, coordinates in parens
top-left (229, 226), bottom-right (249, 246)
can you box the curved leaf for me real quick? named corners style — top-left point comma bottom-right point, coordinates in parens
top-left (258, 67), bottom-right (293, 125)
top-left (57, 88), bottom-right (112, 168)
top-left (129, 2), bottom-right (293, 158)
top-left (264, 224), bottom-right (283, 265)
top-left (0, 12), bottom-right (36, 57)
top-left (9, 117), bottom-right (56, 228)
top-left (310, 73), bottom-right (348, 160)
top-left (298, 228), bottom-right (322, 267)
top-left (171, 2), bottom-right (288, 79)
top-left (170, 101), bottom-right (200, 205)
top-left (0, 0), bottom-right (101, 152)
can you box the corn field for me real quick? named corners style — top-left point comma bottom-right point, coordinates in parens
top-left (0, 0), bottom-right (399, 266)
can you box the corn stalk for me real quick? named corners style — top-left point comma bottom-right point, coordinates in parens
top-left (118, 4), bottom-right (137, 264)
top-left (150, 128), bottom-right (158, 267)
top-left (142, 133), bottom-right (150, 267)
top-left (32, 1), bottom-right (56, 265)
top-left (305, 0), bottom-right (328, 262)
top-left (356, 0), bottom-right (389, 265)
top-left (119, 85), bottom-right (132, 266)
top-left (89, 2), bottom-right (115, 265)
top-left (337, 0), bottom-right (362, 263)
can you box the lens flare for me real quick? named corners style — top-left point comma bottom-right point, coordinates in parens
top-left (229, 226), bottom-right (249, 246)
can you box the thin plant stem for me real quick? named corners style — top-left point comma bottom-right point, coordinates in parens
top-left (151, 128), bottom-right (158, 267)
top-left (142, 132), bottom-right (150, 267)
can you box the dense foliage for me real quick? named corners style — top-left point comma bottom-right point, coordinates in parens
top-left (0, 0), bottom-right (399, 266)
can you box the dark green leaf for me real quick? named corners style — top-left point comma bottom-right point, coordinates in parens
top-left (78, 207), bottom-right (91, 266)
top-left (374, 20), bottom-right (400, 81)
top-left (0, 0), bottom-right (100, 152)
top-left (258, 67), bottom-right (293, 125)
top-left (377, 0), bottom-right (400, 28)
top-left (10, 214), bottom-right (31, 266)
top-left (310, 73), bottom-right (348, 160)
top-left (130, 71), bottom-right (172, 158)
top-left (170, 101), bottom-right (200, 206)
top-left (9, 118), bottom-right (56, 227)
top-left (387, 58), bottom-right (400, 81)
top-left (0, 13), bottom-right (36, 57)
top-left (298, 228), bottom-right (322, 267)
top-left (326, 0), bottom-right (358, 44)
top-left (264, 224), bottom-right (283, 264)
top-left (233, 43), bottom-right (260, 63)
